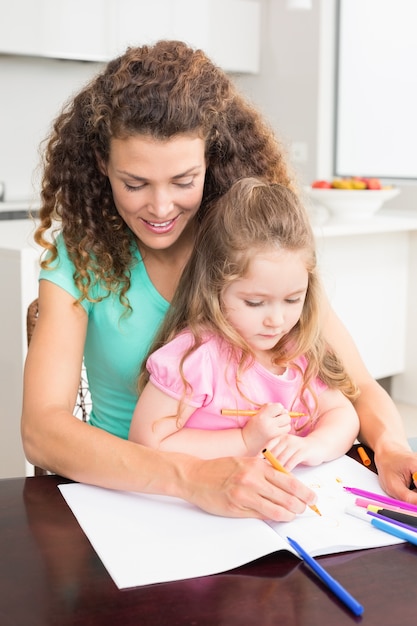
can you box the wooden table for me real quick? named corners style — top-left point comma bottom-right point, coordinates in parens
top-left (1, 450), bottom-right (417, 625)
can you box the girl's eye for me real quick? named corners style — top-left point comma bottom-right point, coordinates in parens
top-left (244, 300), bottom-right (263, 307)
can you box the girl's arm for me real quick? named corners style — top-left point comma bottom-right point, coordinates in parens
top-left (322, 300), bottom-right (417, 501)
top-left (22, 280), bottom-right (317, 521)
top-left (304, 388), bottom-right (360, 462)
top-left (271, 388), bottom-right (359, 470)
top-left (129, 382), bottom-right (290, 458)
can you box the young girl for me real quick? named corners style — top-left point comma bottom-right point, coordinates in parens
top-left (129, 178), bottom-right (360, 468)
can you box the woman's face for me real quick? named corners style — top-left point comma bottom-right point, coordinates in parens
top-left (103, 133), bottom-right (206, 251)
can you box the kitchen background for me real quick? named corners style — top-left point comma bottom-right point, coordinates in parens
top-left (1, 0), bottom-right (417, 477)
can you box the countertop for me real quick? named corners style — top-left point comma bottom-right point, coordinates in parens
top-left (2, 210), bottom-right (417, 253)
top-left (312, 210), bottom-right (417, 237)
top-left (0, 199), bottom-right (39, 220)
top-left (0, 218), bottom-right (40, 251)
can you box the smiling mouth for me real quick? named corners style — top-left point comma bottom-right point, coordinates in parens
top-left (142, 216), bottom-right (180, 233)
top-left (144, 218), bottom-right (175, 228)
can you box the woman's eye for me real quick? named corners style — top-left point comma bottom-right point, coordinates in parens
top-left (124, 183), bottom-right (145, 192)
top-left (175, 179), bottom-right (195, 188)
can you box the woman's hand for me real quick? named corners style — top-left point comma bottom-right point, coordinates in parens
top-left (321, 302), bottom-right (417, 502)
top-left (241, 403), bottom-right (291, 456)
top-left (184, 454), bottom-right (317, 522)
top-left (373, 444), bottom-right (417, 503)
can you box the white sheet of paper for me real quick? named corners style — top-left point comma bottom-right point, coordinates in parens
top-left (59, 455), bottom-right (403, 589)
top-left (267, 456), bottom-right (404, 554)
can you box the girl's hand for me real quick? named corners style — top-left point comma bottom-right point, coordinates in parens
top-left (241, 403), bottom-right (291, 456)
top-left (270, 434), bottom-right (325, 471)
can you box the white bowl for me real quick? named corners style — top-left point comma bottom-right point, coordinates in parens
top-left (304, 187), bottom-right (400, 221)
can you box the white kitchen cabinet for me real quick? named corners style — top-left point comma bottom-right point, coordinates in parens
top-left (0, 0), bottom-right (260, 73)
top-left (312, 213), bottom-right (417, 390)
top-left (392, 229), bottom-right (417, 405)
top-left (314, 217), bottom-right (414, 380)
top-left (0, 219), bottom-right (41, 478)
top-left (0, 2), bottom-right (41, 56)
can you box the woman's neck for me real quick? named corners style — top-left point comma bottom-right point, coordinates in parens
top-left (137, 225), bottom-right (196, 302)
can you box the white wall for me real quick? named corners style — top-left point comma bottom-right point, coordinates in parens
top-left (236, 0), bottom-right (321, 183)
top-left (0, 56), bottom-right (104, 201)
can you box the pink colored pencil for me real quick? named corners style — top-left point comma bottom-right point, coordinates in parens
top-left (344, 486), bottom-right (417, 514)
top-left (354, 497), bottom-right (417, 516)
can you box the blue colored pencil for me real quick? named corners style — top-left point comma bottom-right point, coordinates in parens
top-left (369, 516), bottom-right (417, 546)
top-left (367, 510), bottom-right (417, 534)
top-left (286, 536), bottom-right (364, 616)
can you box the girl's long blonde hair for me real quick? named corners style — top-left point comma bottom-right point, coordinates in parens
top-left (139, 178), bottom-right (359, 417)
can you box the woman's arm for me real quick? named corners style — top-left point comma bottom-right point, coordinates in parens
top-left (129, 382), bottom-right (290, 457)
top-left (322, 300), bottom-right (417, 501)
top-left (21, 280), bottom-right (317, 521)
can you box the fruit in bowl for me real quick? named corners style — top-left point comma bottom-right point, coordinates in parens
top-left (306, 177), bottom-right (400, 221)
top-left (312, 176), bottom-right (385, 190)
top-left (311, 180), bottom-right (332, 189)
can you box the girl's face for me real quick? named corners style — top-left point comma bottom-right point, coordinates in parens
top-left (222, 248), bottom-right (308, 361)
top-left (103, 133), bottom-right (206, 251)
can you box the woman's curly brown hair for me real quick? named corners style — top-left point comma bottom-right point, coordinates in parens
top-left (35, 40), bottom-right (294, 305)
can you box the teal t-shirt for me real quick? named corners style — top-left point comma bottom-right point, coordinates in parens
top-left (39, 235), bottom-right (169, 439)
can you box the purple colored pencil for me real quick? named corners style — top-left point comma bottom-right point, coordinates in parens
top-left (367, 510), bottom-right (417, 535)
top-left (344, 486), bottom-right (417, 514)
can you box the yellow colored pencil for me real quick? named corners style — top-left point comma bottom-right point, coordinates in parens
top-left (262, 448), bottom-right (321, 516)
top-left (221, 409), bottom-right (306, 418)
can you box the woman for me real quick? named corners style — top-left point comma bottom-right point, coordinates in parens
top-left (21, 41), bottom-right (417, 521)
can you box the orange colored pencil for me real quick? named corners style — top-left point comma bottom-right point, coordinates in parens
top-left (262, 448), bottom-right (321, 516)
top-left (357, 446), bottom-right (371, 467)
top-left (221, 409), bottom-right (306, 418)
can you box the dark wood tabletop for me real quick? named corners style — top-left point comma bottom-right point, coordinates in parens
top-left (1, 447), bottom-right (416, 626)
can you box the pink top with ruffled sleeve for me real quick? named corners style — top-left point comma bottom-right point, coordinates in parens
top-left (146, 331), bottom-right (327, 434)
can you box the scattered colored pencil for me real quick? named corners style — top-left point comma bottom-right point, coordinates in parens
top-left (344, 486), bottom-right (417, 514)
top-left (287, 536), bottom-right (364, 616)
top-left (346, 505), bottom-right (417, 541)
top-left (221, 409), bottom-right (305, 417)
top-left (262, 448), bottom-right (321, 516)
top-left (367, 505), bottom-right (417, 528)
top-left (357, 446), bottom-right (371, 467)
top-left (355, 497), bottom-right (417, 516)
top-left (370, 516), bottom-right (417, 546)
